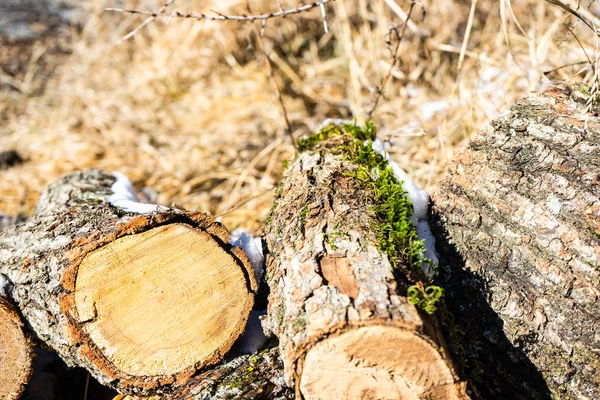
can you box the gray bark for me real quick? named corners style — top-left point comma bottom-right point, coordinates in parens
top-left (264, 132), bottom-right (465, 398)
top-left (432, 84), bottom-right (599, 399)
top-left (0, 169), bottom-right (254, 395)
top-left (166, 345), bottom-right (293, 400)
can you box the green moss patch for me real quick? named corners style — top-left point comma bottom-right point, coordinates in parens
top-left (298, 121), bottom-right (442, 313)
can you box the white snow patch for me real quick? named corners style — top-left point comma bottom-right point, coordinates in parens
top-left (0, 274), bottom-right (11, 296)
top-left (417, 221), bottom-right (439, 277)
top-left (109, 172), bottom-right (168, 213)
top-left (318, 118), bottom-right (354, 130)
top-left (229, 229), bottom-right (264, 283)
top-left (235, 310), bottom-right (269, 354)
top-left (420, 100), bottom-right (449, 121)
top-left (547, 194), bottom-right (562, 215)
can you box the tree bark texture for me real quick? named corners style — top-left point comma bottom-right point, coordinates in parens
top-left (264, 132), bottom-right (467, 399)
top-left (432, 84), bottom-right (599, 399)
top-left (165, 345), bottom-right (292, 400)
top-left (0, 169), bottom-right (257, 395)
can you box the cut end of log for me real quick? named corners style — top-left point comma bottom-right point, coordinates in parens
top-left (300, 326), bottom-right (466, 400)
top-left (0, 297), bottom-right (33, 400)
top-left (63, 215), bottom-right (256, 392)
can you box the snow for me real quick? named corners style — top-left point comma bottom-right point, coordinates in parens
top-left (371, 138), bottom-right (438, 277)
top-left (229, 229), bottom-right (264, 283)
top-left (109, 172), bottom-right (168, 213)
top-left (233, 310), bottom-right (269, 355)
top-left (0, 273), bottom-right (11, 296)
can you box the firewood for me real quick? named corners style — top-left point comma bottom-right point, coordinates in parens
top-left (432, 84), bottom-right (600, 398)
top-left (0, 169), bottom-right (257, 395)
top-left (263, 123), bottom-right (467, 399)
top-left (0, 295), bottom-right (33, 400)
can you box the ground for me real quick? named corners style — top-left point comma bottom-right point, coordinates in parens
top-left (1, 0), bottom-right (598, 232)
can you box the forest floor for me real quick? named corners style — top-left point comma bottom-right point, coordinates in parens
top-left (0, 0), bottom-right (598, 234)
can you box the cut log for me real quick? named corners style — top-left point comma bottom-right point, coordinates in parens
top-left (0, 169), bottom-right (257, 395)
top-left (431, 84), bottom-right (600, 399)
top-left (0, 296), bottom-right (33, 400)
top-left (264, 124), bottom-right (467, 399)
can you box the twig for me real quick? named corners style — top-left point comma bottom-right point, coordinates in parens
top-left (457, 0), bottom-right (478, 73)
top-left (106, 0), bottom-right (334, 28)
top-left (366, 1), bottom-right (424, 119)
top-left (586, 19), bottom-right (600, 113)
top-left (252, 24), bottom-right (296, 147)
top-left (120, 0), bottom-right (175, 42)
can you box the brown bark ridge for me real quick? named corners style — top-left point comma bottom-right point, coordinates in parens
top-left (0, 169), bottom-right (257, 395)
top-left (264, 130), bottom-right (467, 399)
top-left (0, 295), bottom-right (33, 400)
top-left (162, 345), bottom-right (292, 400)
top-left (432, 84), bottom-right (599, 399)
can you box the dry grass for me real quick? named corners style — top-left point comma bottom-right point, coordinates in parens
top-left (0, 0), bottom-right (598, 233)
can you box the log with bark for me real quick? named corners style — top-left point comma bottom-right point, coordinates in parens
top-left (263, 124), bottom-right (467, 399)
top-left (431, 84), bottom-right (600, 399)
top-left (0, 169), bottom-right (257, 395)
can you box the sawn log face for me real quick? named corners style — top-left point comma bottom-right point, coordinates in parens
top-left (0, 169), bottom-right (256, 395)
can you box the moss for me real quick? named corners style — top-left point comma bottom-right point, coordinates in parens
top-left (299, 121), bottom-right (430, 276)
top-left (299, 121), bottom-right (443, 312)
top-left (326, 230), bottom-right (348, 250)
top-left (407, 285), bottom-right (444, 314)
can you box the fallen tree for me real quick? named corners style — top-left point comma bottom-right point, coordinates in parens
top-left (263, 123), bottom-right (467, 399)
top-left (0, 170), bottom-right (257, 395)
top-left (432, 84), bottom-right (600, 399)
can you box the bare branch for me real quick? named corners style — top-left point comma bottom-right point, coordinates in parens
top-left (253, 25), bottom-right (296, 147)
top-left (120, 0), bottom-right (175, 42)
top-left (106, 0), bottom-right (334, 30)
top-left (367, 1), bottom-right (425, 120)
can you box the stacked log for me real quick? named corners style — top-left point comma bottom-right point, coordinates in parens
top-left (263, 124), bottom-right (467, 399)
top-left (0, 169), bottom-right (257, 395)
top-left (432, 85), bottom-right (600, 399)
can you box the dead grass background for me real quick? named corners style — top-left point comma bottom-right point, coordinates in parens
top-left (1, 0), bottom-right (598, 233)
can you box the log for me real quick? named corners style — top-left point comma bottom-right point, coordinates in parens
top-left (264, 123), bottom-right (467, 399)
top-left (431, 84), bottom-right (600, 399)
top-left (0, 295), bottom-right (33, 400)
top-left (0, 169), bottom-right (257, 395)
top-left (164, 345), bottom-right (292, 400)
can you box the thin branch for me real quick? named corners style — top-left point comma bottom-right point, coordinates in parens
top-left (252, 25), bottom-right (296, 147)
top-left (120, 0), bottom-right (175, 42)
top-left (367, 1), bottom-right (424, 120)
top-left (106, 0), bottom-right (334, 28)
top-left (457, 0), bottom-right (478, 73)
top-left (319, 2), bottom-right (329, 33)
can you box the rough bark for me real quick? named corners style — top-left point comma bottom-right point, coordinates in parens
top-left (432, 84), bottom-right (599, 399)
top-left (264, 132), bottom-right (467, 399)
top-left (0, 295), bottom-right (33, 400)
top-left (162, 345), bottom-right (292, 400)
top-left (0, 169), bottom-right (257, 395)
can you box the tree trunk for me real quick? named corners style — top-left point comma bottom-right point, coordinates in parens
top-left (0, 169), bottom-right (257, 396)
top-left (431, 84), bottom-right (599, 399)
top-left (0, 296), bottom-right (33, 400)
top-left (264, 126), bottom-right (467, 399)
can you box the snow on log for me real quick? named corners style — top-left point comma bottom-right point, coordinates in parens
top-left (432, 84), bottom-right (600, 399)
top-left (0, 295), bottom-right (33, 400)
top-left (263, 123), bottom-right (467, 399)
top-left (0, 169), bottom-right (257, 395)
